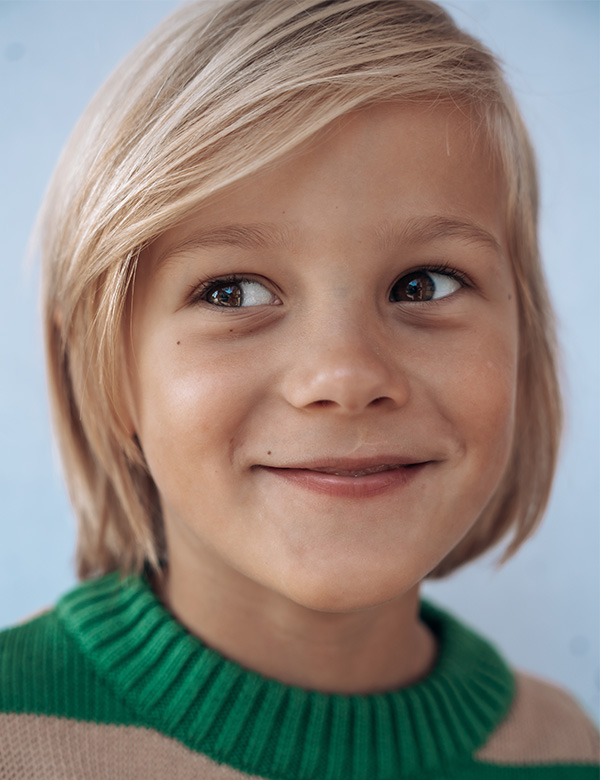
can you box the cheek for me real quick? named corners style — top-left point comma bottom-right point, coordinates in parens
top-left (133, 336), bottom-right (259, 484)
top-left (440, 322), bottom-right (519, 483)
top-left (460, 351), bottom-right (517, 437)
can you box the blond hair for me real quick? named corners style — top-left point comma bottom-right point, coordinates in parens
top-left (39, 0), bottom-right (561, 579)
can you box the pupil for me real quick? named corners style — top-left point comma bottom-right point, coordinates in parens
top-left (210, 284), bottom-right (241, 306)
top-left (407, 279), bottom-right (421, 298)
top-left (395, 272), bottom-right (434, 302)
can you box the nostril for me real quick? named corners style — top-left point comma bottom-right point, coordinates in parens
top-left (365, 396), bottom-right (394, 409)
top-left (371, 397), bottom-right (388, 406)
top-left (310, 396), bottom-right (392, 411)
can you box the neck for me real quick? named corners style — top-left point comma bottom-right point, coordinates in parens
top-left (155, 547), bottom-right (437, 695)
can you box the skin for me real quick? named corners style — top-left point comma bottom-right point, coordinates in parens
top-left (126, 102), bottom-right (519, 694)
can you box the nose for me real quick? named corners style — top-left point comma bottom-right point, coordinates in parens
top-left (281, 317), bottom-right (410, 414)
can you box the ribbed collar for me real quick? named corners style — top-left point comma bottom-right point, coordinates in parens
top-left (57, 573), bottom-right (513, 779)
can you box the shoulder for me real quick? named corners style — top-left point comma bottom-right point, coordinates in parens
top-left (0, 609), bottom-right (66, 710)
top-left (476, 670), bottom-right (600, 765)
top-left (0, 608), bottom-right (61, 665)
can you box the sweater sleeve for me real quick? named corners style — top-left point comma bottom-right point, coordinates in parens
top-left (474, 670), bottom-right (600, 766)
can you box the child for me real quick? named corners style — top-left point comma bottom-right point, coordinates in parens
top-left (1, 0), bottom-right (597, 777)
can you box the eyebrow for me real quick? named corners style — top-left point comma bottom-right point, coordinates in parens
top-left (155, 221), bottom-right (298, 267)
top-left (155, 214), bottom-right (502, 269)
top-left (376, 216), bottom-right (503, 255)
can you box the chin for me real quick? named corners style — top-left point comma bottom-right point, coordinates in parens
top-left (276, 563), bottom-right (421, 614)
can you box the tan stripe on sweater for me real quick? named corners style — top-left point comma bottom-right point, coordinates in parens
top-left (475, 671), bottom-right (600, 765)
top-left (0, 713), bottom-right (257, 780)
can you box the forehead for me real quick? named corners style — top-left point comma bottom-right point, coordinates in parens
top-left (149, 102), bottom-right (506, 270)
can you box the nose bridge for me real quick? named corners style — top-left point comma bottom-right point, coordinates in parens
top-left (282, 297), bottom-right (409, 412)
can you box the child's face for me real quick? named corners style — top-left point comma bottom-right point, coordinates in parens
top-left (128, 103), bottom-right (518, 612)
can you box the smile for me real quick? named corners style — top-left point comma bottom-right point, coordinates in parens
top-left (257, 460), bottom-right (430, 499)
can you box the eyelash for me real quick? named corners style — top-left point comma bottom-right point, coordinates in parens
top-left (402, 263), bottom-right (471, 289)
top-left (187, 265), bottom-right (471, 306)
top-left (187, 273), bottom-right (251, 305)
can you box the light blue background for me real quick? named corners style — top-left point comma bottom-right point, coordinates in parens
top-left (1, 1), bottom-right (598, 724)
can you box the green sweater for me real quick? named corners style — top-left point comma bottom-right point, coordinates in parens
top-left (0, 573), bottom-right (598, 779)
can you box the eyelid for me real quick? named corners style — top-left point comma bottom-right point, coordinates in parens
top-left (408, 263), bottom-right (470, 284)
top-left (390, 263), bottom-right (471, 299)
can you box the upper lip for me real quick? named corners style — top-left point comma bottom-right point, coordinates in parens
top-left (256, 456), bottom-right (431, 473)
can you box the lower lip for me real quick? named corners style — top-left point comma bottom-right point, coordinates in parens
top-left (258, 464), bottom-right (428, 498)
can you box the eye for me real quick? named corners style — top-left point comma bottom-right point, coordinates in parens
top-left (390, 270), bottom-right (462, 303)
top-left (195, 276), bottom-right (280, 308)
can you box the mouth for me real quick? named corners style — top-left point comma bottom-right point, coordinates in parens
top-left (255, 459), bottom-right (431, 498)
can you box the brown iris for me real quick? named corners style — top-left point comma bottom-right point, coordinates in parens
top-left (390, 272), bottom-right (436, 302)
top-left (207, 283), bottom-right (242, 307)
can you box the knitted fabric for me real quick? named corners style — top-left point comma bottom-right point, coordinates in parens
top-left (0, 573), bottom-right (598, 779)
